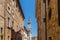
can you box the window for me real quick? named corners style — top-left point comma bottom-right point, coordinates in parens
top-left (58, 0), bottom-right (60, 26)
top-left (8, 6), bottom-right (10, 12)
top-left (17, 25), bottom-right (18, 31)
top-left (48, 8), bottom-right (52, 20)
top-left (8, 6), bottom-right (10, 11)
top-left (12, 21), bottom-right (14, 29)
top-left (16, 4), bottom-right (18, 8)
top-left (43, 18), bottom-right (46, 22)
top-left (8, 17), bottom-right (10, 27)
top-left (12, 13), bottom-right (14, 16)
top-left (49, 37), bottom-right (52, 40)
top-left (1, 28), bottom-right (3, 34)
top-left (8, 36), bottom-right (10, 40)
top-left (11, 38), bottom-right (13, 40)
top-left (7, 5), bottom-right (11, 13)
top-left (12, 0), bottom-right (14, 2)
top-left (48, 0), bottom-right (50, 5)
top-left (1, 28), bottom-right (3, 40)
top-left (43, 0), bottom-right (46, 3)
top-left (12, 13), bottom-right (14, 17)
top-left (12, 11), bottom-right (14, 17)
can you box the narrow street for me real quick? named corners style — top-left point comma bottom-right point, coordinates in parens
top-left (0, 0), bottom-right (60, 40)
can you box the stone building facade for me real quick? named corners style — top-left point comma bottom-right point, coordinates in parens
top-left (36, 0), bottom-right (46, 40)
top-left (0, 0), bottom-right (25, 40)
top-left (36, 0), bottom-right (60, 40)
top-left (22, 26), bottom-right (28, 40)
top-left (0, 0), bottom-right (5, 40)
top-left (46, 0), bottom-right (60, 40)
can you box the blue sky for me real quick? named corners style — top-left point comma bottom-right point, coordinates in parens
top-left (20, 0), bottom-right (37, 36)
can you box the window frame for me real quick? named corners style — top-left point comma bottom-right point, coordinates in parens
top-left (7, 4), bottom-right (11, 13)
top-left (8, 17), bottom-right (10, 27)
top-left (12, 21), bottom-right (14, 29)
